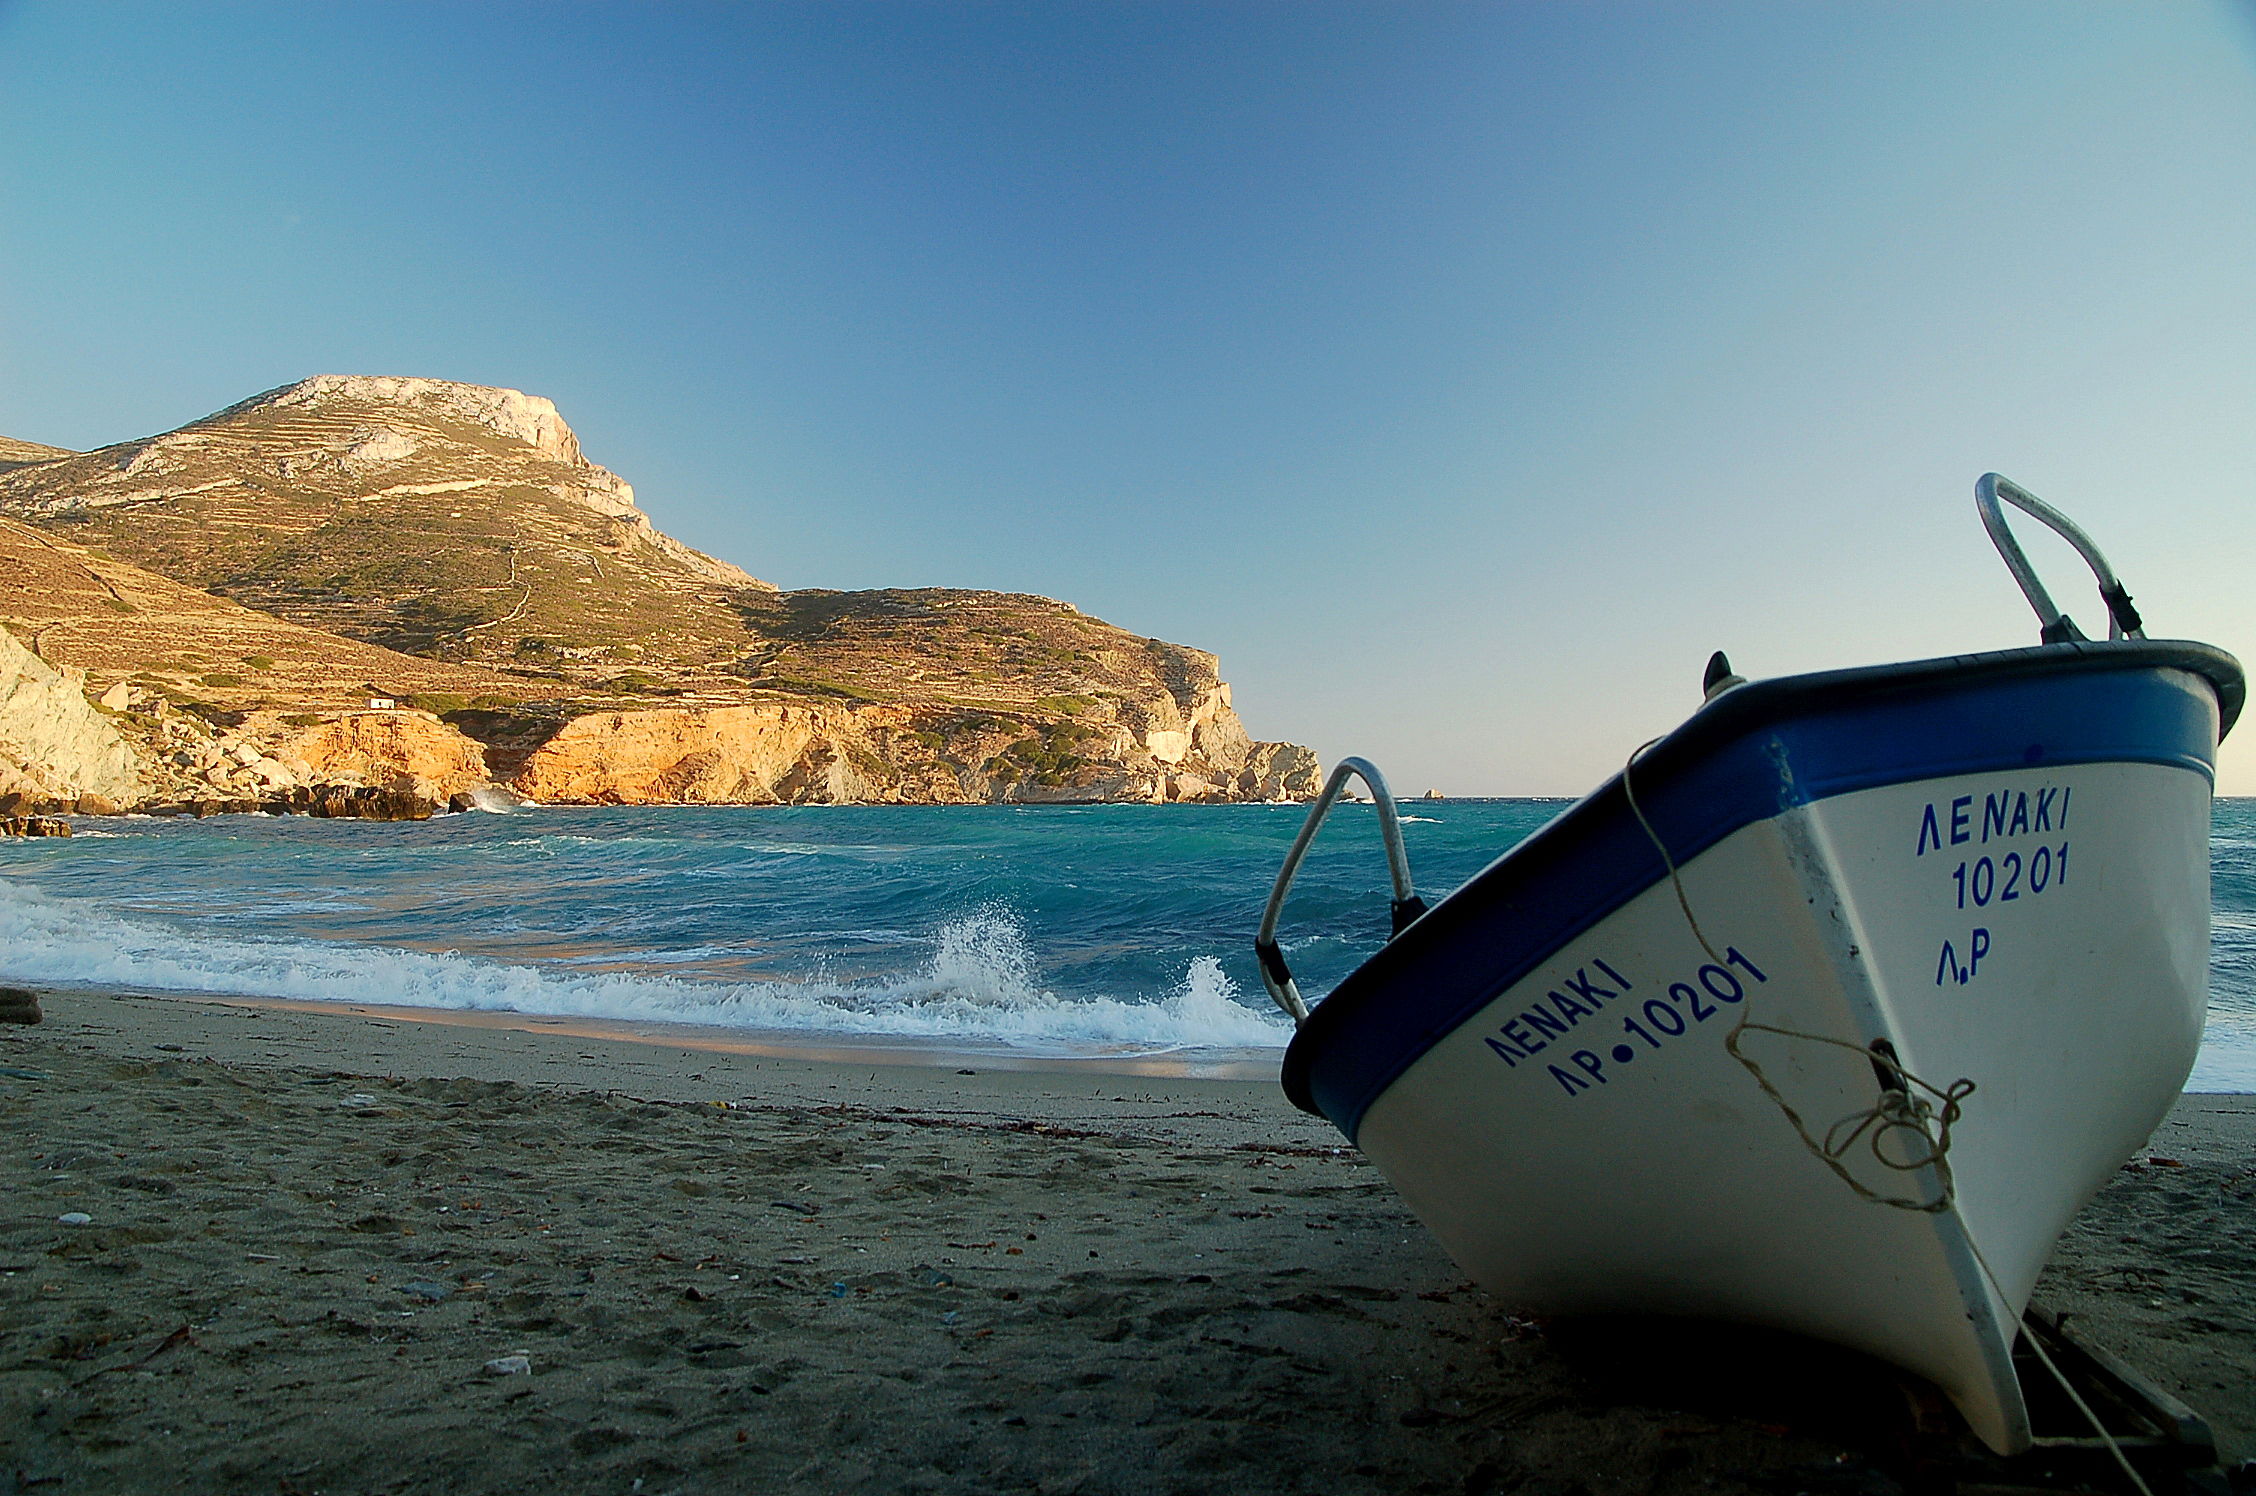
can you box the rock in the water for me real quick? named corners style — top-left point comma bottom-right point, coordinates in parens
top-left (299, 785), bottom-right (438, 820)
top-left (0, 815), bottom-right (72, 837)
top-left (449, 784), bottom-right (529, 814)
top-left (183, 798), bottom-right (260, 818)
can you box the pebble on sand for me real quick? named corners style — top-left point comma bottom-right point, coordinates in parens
top-left (56, 1212), bottom-right (91, 1226)
top-left (483, 1354), bottom-right (532, 1376)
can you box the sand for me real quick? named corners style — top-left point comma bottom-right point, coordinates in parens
top-left (2, 990), bottom-right (2250, 1495)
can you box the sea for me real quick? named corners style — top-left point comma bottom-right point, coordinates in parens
top-left (0, 797), bottom-right (2250, 1090)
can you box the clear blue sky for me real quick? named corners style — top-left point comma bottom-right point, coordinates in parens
top-left (3, 2), bottom-right (2252, 793)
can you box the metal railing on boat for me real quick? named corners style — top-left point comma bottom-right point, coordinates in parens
top-left (1254, 756), bottom-right (1425, 1024)
top-left (1977, 473), bottom-right (2146, 644)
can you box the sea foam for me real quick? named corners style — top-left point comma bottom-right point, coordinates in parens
top-left (0, 882), bottom-right (1287, 1051)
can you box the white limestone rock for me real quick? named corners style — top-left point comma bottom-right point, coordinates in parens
top-left (0, 630), bottom-right (143, 804)
top-left (342, 427), bottom-right (420, 468)
top-left (248, 376), bottom-right (587, 462)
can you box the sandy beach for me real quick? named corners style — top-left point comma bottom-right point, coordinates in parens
top-left (3, 990), bottom-right (2250, 1495)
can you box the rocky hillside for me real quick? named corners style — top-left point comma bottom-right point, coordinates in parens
top-left (0, 436), bottom-right (75, 471)
top-left (0, 376), bottom-right (768, 669)
top-left (0, 515), bottom-right (540, 813)
top-left (0, 377), bottom-right (1317, 810)
top-left (0, 515), bottom-right (540, 716)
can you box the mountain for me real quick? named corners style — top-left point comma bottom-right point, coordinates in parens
top-left (0, 376), bottom-right (768, 669)
top-left (0, 378), bottom-right (1317, 811)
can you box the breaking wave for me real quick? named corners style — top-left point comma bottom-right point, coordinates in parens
top-left (0, 885), bottom-right (1287, 1052)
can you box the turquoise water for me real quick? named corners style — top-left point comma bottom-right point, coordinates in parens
top-left (0, 798), bottom-right (2248, 1088)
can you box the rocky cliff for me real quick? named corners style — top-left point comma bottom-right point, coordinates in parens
top-left (506, 699), bottom-right (1316, 807)
top-left (0, 378), bottom-right (1318, 809)
top-left (0, 627), bottom-right (141, 809)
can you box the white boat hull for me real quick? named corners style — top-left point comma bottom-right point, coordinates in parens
top-left (1357, 762), bottom-right (2207, 1453)
top-left (1279, 644), bottom-right (2240, 1453)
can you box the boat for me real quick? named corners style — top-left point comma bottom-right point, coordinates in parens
top-left (1255, 476), bottom-right (2242, 1455)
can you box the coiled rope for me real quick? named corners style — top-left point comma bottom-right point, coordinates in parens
top-left (1619, 738), bottom-right (1974, 1212)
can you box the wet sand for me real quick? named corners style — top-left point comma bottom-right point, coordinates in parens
top-left (3, 990), bottom-right (2251, 1494)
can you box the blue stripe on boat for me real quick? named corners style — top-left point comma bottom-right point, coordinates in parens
top-left (1281, 641), bottom-right (2243, 1141)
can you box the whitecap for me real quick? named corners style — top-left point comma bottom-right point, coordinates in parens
top-left (0, 881), bottom-right (1288, 1051)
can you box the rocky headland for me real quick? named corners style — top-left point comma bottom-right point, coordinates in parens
top-left (0, 377), bottom-right (1318, 815)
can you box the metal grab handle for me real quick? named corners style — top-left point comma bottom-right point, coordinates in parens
top-left (1255, 756), bottom-right (1426, 1023)
top-left (1976, 473), bottom-right (2144, 644)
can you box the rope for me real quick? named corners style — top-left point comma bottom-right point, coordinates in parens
top-left (1988, 1268), bottom-right (2155, 1496)
top-left (1616, 737), bottom-right (2155, 1496)
top-left (1619, 739), bottom-right (1972, 1212)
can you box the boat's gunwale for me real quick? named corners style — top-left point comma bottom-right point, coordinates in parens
top-left (1280, 638), bottom-right (2243, 1133)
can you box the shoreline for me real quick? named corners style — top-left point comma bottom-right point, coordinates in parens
top-left (3, 987), bottom-right (2251, 1493)
top-left (32, 979), bottom-right (2256, 1095)
top-left (14, 795), bottom-right (1338, 827)
top-left (40, 987), bottom-right (1287, 1084)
